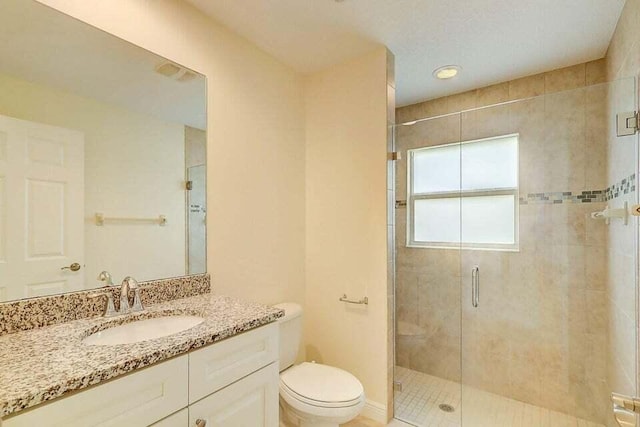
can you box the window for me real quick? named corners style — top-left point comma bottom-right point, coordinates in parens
top-left (407, 134), bottom-right (519, 250)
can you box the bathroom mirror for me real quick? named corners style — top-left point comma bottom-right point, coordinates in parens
top-left (0, 0), bottom-right (207, 302)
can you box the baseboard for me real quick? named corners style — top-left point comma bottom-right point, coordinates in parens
top-left (361, 399), bottom-right (387, 423)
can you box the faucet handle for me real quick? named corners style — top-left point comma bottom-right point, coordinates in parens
top-left (88, 291), bottom-right (117, 317)
top-left (97, 271), bottom-right (114, 287)
top-left (131, 288), bottom-right (144, 312)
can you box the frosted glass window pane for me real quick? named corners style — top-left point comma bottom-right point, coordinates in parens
top-left (461, 195), bottom-right (515, 244)
top-left (414, 198), bottom-right (461, 243)
top-left (461, 136), bottom-right (517, 190)
top-left (412, 144), bottom-right (460, 193)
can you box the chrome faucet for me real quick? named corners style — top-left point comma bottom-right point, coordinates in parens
top-left (88, 275), bottom-right (144, 317)
top-left (119, 276), bottom-right (144, 313)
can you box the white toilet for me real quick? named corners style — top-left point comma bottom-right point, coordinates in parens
top-left (274, 302), bottom-right (365, 427)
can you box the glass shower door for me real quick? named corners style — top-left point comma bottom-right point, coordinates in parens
top-left (459, 78), bottom-right (638, 427)
top-left (394, 113), bottom-right (463, 426)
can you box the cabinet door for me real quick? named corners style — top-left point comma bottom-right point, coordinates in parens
top-left (188, 362), bottom-right (279, 427)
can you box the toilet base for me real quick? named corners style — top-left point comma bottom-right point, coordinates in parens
top-left (300, 421), bottom-right (340, 427)
top-left (280, 412), bottom-right (340, 427)
top-left (279, 397), bottom-right (360, 427)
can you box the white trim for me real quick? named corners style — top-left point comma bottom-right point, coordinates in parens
top-left (360, 399), bottom-right (387, 423)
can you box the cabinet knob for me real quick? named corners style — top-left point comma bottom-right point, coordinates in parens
top-left (196, 419), bottom-right (206, 427)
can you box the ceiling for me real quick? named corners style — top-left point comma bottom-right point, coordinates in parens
top-left (185, 0), bottom-right (625, 107)
top-left (0, 0), bottom-right (206, 129)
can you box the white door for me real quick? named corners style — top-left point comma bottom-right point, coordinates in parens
top-left (188, 363), bottom-right (279, 427)
top-left (0, 114), bottom-right (84, 301)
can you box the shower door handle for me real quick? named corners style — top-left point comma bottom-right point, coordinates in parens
top-left (471, 266), bottom-right (479, 308)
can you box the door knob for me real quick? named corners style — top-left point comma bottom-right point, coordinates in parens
top-left (61, 263), bottom-right (81, 272)
top-left (195, 420), bottom-right (206, 427)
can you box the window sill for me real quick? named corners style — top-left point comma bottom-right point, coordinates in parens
top-left (405, 243), bottom-right (520, 252)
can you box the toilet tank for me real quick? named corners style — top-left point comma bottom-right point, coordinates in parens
top-left (273, 302), bottom-right (302, 371)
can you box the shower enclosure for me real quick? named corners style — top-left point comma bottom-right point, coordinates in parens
top-left (393, 77), bottom-right (638, 426)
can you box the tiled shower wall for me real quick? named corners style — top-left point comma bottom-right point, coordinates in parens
top-left (602, 79), bottom-right (637, 427)
top-left (395, 61), bottom-right (615, 423)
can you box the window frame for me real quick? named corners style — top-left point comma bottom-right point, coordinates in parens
top-left (406, 133), bottom-right (520, 251)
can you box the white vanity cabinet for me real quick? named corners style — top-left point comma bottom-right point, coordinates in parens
top-left (186, 322), bottom-right (279, 427)
top-left (151, 409), bottom-right (189, 426)
top-left (4, 323), bottom-right (279, 427)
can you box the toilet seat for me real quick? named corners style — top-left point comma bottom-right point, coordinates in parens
top-left (280, 362), bottom-right (364, 408)
top-left (280, 381), bottom-right (363, 409)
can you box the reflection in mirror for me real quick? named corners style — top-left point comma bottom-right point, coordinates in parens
top-left (0, 0), bottom-right (207, 302)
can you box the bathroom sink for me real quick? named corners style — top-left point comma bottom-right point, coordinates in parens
top-left (83, 315), bottom-right (204, 345)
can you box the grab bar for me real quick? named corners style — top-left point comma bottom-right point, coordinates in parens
top-left (95, 213), bottom-right (167, 226)
top-left (471, 266), bottom-right (479, 308)
top-left (339, 294), bottom-right (369, 305)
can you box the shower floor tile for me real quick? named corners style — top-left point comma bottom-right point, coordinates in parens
top-left (394, 366), bottom-right (604, 427)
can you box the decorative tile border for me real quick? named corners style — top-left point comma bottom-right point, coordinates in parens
top-left (0, 274), bottom-right (210, 336)
top-left (395, 174), bottom-right (637, 209)
top-left (520, 190), bottom-right (605, 204)
top-left (604, 173), bottom-right (636, 201)
top-left (520, 174), bottom-right (635, 205)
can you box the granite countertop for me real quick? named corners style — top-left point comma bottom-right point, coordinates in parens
top-left (0, 293), bottom-right (284, 418)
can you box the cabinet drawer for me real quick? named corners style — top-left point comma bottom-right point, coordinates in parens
top-left (188, 362), bottom-right (279, 427)
top-left (4, 356), bottom-right (188, 427)
top-left (189, 323), bottom-right (278, 403)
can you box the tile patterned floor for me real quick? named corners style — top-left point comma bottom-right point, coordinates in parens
top-left (342, 416), bottom-right (414, 426)
top-left (342, 416), bottom-right (387, 426)
top-left (394, 367), bottom-right (605, 427)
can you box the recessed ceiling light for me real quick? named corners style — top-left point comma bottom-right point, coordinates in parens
top-left (433, 65), bottom-right (461, 80)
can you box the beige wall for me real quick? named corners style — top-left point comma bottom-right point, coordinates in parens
top-left (0, 71), bottom-right (186, 287)
top-left (604, 0), bottom-right (640, 425)
top-left (304, 47), bottom-right (390, 414)
top-left (395, 62), bottom-right (612, 423)
top-left (38, 0), bottom-right (393, 414)
top-left (36, 0), bottom-right (307, 307)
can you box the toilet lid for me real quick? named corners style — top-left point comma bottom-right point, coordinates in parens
top-left (280, 362), bottom-right (364, 404)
